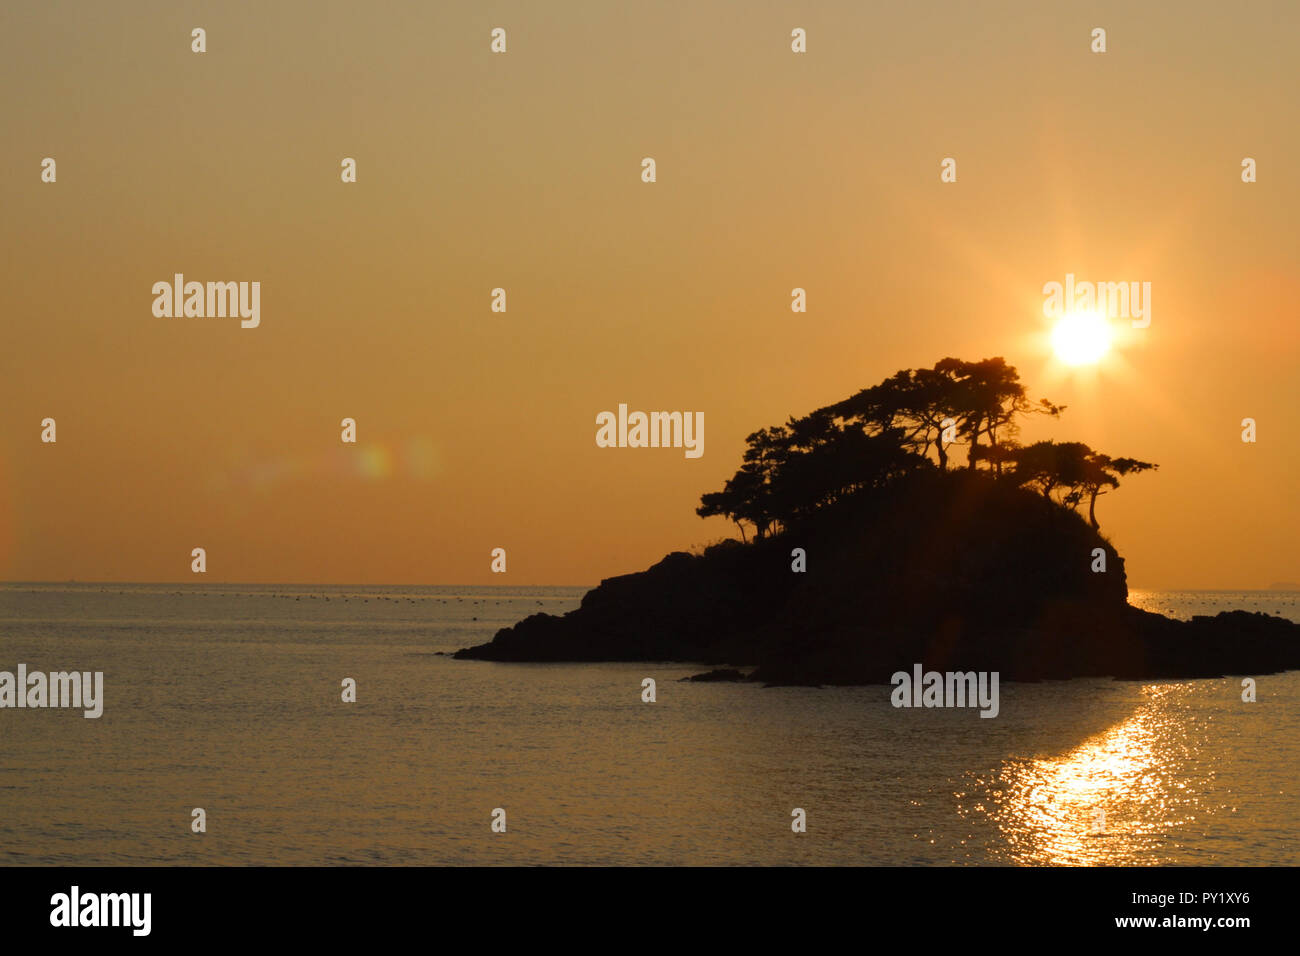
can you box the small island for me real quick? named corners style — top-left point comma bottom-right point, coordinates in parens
top-left (457, 358), bottom-right (1300, 685)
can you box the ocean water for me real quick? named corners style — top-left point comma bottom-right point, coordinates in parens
top-left (0, 583), bottom-right (1296, 866)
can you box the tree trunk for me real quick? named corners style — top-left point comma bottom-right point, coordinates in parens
top-left (967, 415), bottom-right (982, 468)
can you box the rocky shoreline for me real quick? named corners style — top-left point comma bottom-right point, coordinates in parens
top-left (455, 472), bottom-right (1300, 685)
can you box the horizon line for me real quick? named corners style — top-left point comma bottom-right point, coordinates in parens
top-left (1, 579), bottom-right (1296, 593)
top-left (0, 579), bottom-right (596, 590)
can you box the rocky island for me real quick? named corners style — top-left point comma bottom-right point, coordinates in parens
top-left (456, 358), bottom-right (1300, 684)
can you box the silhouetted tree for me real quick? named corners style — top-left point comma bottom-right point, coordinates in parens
top-left (933, 357), bottom-right (1064, 472)
top-left (821, 358), bottom-right (1061, 472)
top-left (696, 412), bottom-right (920, 539)
top-left (697, 358), bottom-right (1151, 541)
top-left (1008, 441), bottom-right (1158, 528)
top-left (1088, 455), bottom-right (1158, 528)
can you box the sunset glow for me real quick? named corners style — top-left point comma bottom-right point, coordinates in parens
top-left (1051, 311), bottom-right (1113, 366)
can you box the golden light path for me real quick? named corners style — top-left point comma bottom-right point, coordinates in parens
top-left (957, 684), bottom-right (1210, 865)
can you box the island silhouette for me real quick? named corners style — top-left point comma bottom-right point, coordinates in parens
top-left (458, 358), bottom-right (1300, 684)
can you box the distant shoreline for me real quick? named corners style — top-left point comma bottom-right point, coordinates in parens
top-left (1, 581), bottom-right (1296, 592)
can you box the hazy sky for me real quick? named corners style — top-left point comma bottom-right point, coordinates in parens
top-left (2, 1), bottom-right (1296, 588)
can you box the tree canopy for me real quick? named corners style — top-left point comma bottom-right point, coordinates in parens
top-left (697, 357), bottom-right (1155, 539)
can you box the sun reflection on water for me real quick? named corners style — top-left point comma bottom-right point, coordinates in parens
top-left (957, 684), bottom-right (1213, 865)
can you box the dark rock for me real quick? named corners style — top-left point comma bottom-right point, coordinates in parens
top-left (680, 668), bottom-right (749, 682)
top-left (454, 470), bottom-right (1300, 684)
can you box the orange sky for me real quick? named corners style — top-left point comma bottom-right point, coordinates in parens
top-left (2, 1), bottom-right (1296, 588)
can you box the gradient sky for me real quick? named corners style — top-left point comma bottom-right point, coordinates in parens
top-left (2, 1), bottom-right (1296, 588)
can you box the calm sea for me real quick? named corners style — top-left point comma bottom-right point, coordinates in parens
top-left (0, 583), bottom-right (1296, 866)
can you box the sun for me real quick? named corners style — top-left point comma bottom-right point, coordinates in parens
top-left (1051, 310), bottom-right (1113, 366)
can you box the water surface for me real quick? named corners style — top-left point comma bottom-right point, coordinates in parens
top-left (0, 583), bottom-right (1295, 865)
